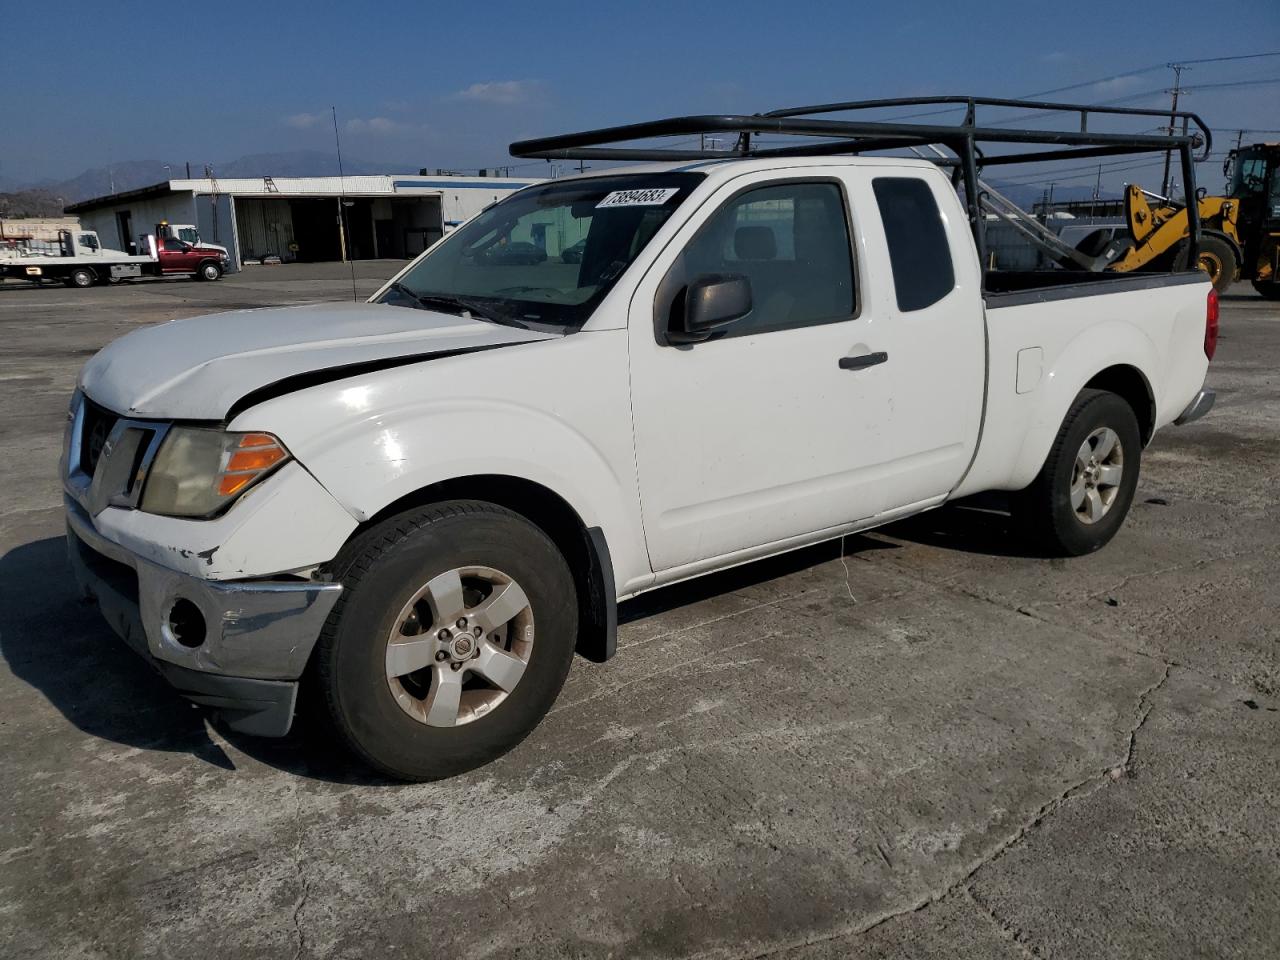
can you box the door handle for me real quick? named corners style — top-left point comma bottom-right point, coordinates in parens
top-left (839, 351), bottom-right (888, 371)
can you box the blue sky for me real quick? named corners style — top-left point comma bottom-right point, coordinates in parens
top-left (3, 0), bottom-right (1277, 191)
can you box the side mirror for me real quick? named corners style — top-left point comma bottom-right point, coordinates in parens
top-left (670, 273), bottom-right (752, 343)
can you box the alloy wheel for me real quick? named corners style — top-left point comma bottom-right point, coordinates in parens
top-left (1070, 427), bottom-right (1124, 524)
top-left (384, 566), bottom-right (535, 726)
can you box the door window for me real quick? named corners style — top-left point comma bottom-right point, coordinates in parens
top-left (673, 181), bottom-right (856, 337)
top-left (872, 177), bottom-right (956, 312)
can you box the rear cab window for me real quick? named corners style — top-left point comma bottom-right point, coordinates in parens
top-left (872, 176), bottom-right (956, 311)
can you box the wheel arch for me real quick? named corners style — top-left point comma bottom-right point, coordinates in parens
top-left (1083, 363), bottom-right (1156, 444)
top-left (344, 474), bottom-right (617, 663)
top-left (1202, 227), bottom-right (1243, 269)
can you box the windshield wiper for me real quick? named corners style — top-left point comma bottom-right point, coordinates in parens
top-left (386, 283), bottom-right (529, 329)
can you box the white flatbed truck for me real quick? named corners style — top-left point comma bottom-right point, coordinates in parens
top-left (1, 223), bottom-right (228, 287)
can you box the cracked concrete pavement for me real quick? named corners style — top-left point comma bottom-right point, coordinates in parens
top-left (0, 267), bottom-right (1276, 958)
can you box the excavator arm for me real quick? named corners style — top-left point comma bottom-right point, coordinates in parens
top-left (1110, 184), bottom-right (1241, 274)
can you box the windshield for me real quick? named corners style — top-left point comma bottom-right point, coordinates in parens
top-left (379, 172), bottom-right (704, 329)
top-left (177, 227), bottom-right (200, 244)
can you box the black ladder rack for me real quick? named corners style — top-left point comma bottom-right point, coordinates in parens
top-left (508, 95), bottom-right (1210, 268)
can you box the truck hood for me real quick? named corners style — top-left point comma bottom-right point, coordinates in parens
top-left (79, 302), bottom-right (558, 419)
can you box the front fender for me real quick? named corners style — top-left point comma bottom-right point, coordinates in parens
top-left (230, 335), bottom-right (650, 589)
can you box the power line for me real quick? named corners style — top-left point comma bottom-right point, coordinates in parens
top-left (1173, 51), bottom-right (1280, 66)
top-left (1180, 76), bottom-right (1280, 93)
top-left (994, 156), bottom-right (1168, 185)
top-left (1019, 63), bottom-right (1168, 99)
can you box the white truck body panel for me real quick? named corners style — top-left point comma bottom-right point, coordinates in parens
top-left (957, 282), bottom-right (1209, 496)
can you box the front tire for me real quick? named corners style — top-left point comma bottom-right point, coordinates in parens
top-left (312, 500), bottom-right (578, 781)
top-left (67, 268), bottom-right (95, 288)
top-left (1014, 389), bottom-right (1142, 556)
top-left (198, 261), bottom-right (223, 281)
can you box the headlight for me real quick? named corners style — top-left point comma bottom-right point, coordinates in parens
top-left (140, 428), bottom-right (290, 518)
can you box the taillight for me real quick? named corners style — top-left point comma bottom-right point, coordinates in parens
top-left (1204, 288), bottom-right (1219, 361)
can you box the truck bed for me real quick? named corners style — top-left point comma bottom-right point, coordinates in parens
top-left (983, 268), bottom-right (1207, 305)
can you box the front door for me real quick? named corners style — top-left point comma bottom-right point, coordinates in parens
top-left (160, 236), bottom-right (201, 273)
top-left (628, 167), bottom-right (985, 576)
top-left (629, 174), bottom-right (889, 573)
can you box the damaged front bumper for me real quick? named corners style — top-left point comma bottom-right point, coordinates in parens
top-left (66, 496), bottom-right (341, 736)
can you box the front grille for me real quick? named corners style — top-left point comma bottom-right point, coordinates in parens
top-left (79, 398), bottom-right (119, 477)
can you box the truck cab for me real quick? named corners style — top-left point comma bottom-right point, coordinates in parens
top-left (1224, 143), bottom-right (1280, 296)
top-left (150, 222), bottom-right (228, 279)
top-left (168, 223), bottom-right (229, 259)
top-left (58, 229), bottom-right (128, 259)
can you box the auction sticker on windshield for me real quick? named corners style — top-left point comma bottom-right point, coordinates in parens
top-left (596, 188), bottom-right (681, 208)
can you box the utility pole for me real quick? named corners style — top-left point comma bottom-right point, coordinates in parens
top-left (1161, 62), bottom-right (1188, 197)
top-left (1091, 164), bottom-right (1102, 220)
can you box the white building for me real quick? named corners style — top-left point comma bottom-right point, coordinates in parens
top-left (66, 173), bottom-right (540, 270)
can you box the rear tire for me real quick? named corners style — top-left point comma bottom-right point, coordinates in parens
top-left (312, 500), bottom-right (578, 781)
top-left (1014, 389), bottom-right (1141, 557)
top-left (1252, 279), bottom-right (1280, 301)
top-left (1174, 234), bottom-right (1237, 296)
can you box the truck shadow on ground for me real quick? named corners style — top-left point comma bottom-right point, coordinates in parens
top-left (879, 493), bottom-right (1053, 559)
top-left (0, 536), bottom-right (242, 770)
top-left (0, 502), bottom-right (1024, 784)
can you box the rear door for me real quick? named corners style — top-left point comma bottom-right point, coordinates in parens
top-left (841, 168), bottom-right (987, 513)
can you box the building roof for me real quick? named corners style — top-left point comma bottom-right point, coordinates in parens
top-left (66, 173), bottom-right (541, 213)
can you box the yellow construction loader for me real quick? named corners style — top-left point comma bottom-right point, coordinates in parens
top-left (1106, 143), bottom-right (1280, 298)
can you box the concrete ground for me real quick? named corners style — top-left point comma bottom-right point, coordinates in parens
top-left (0, 264), bottom-right (1276, 959)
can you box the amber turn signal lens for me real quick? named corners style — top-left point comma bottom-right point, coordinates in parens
top-left (226, 447), bottom-right (287, 472)
top-left (238, 433), bottom-right (278, 448)
top-left (214, 433), bottom-right (289, 500)
top-left (217, 473), bottom-right (254, 496)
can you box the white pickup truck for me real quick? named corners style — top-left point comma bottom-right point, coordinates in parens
top-left (62, 99), bottom-right (1218, 780)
